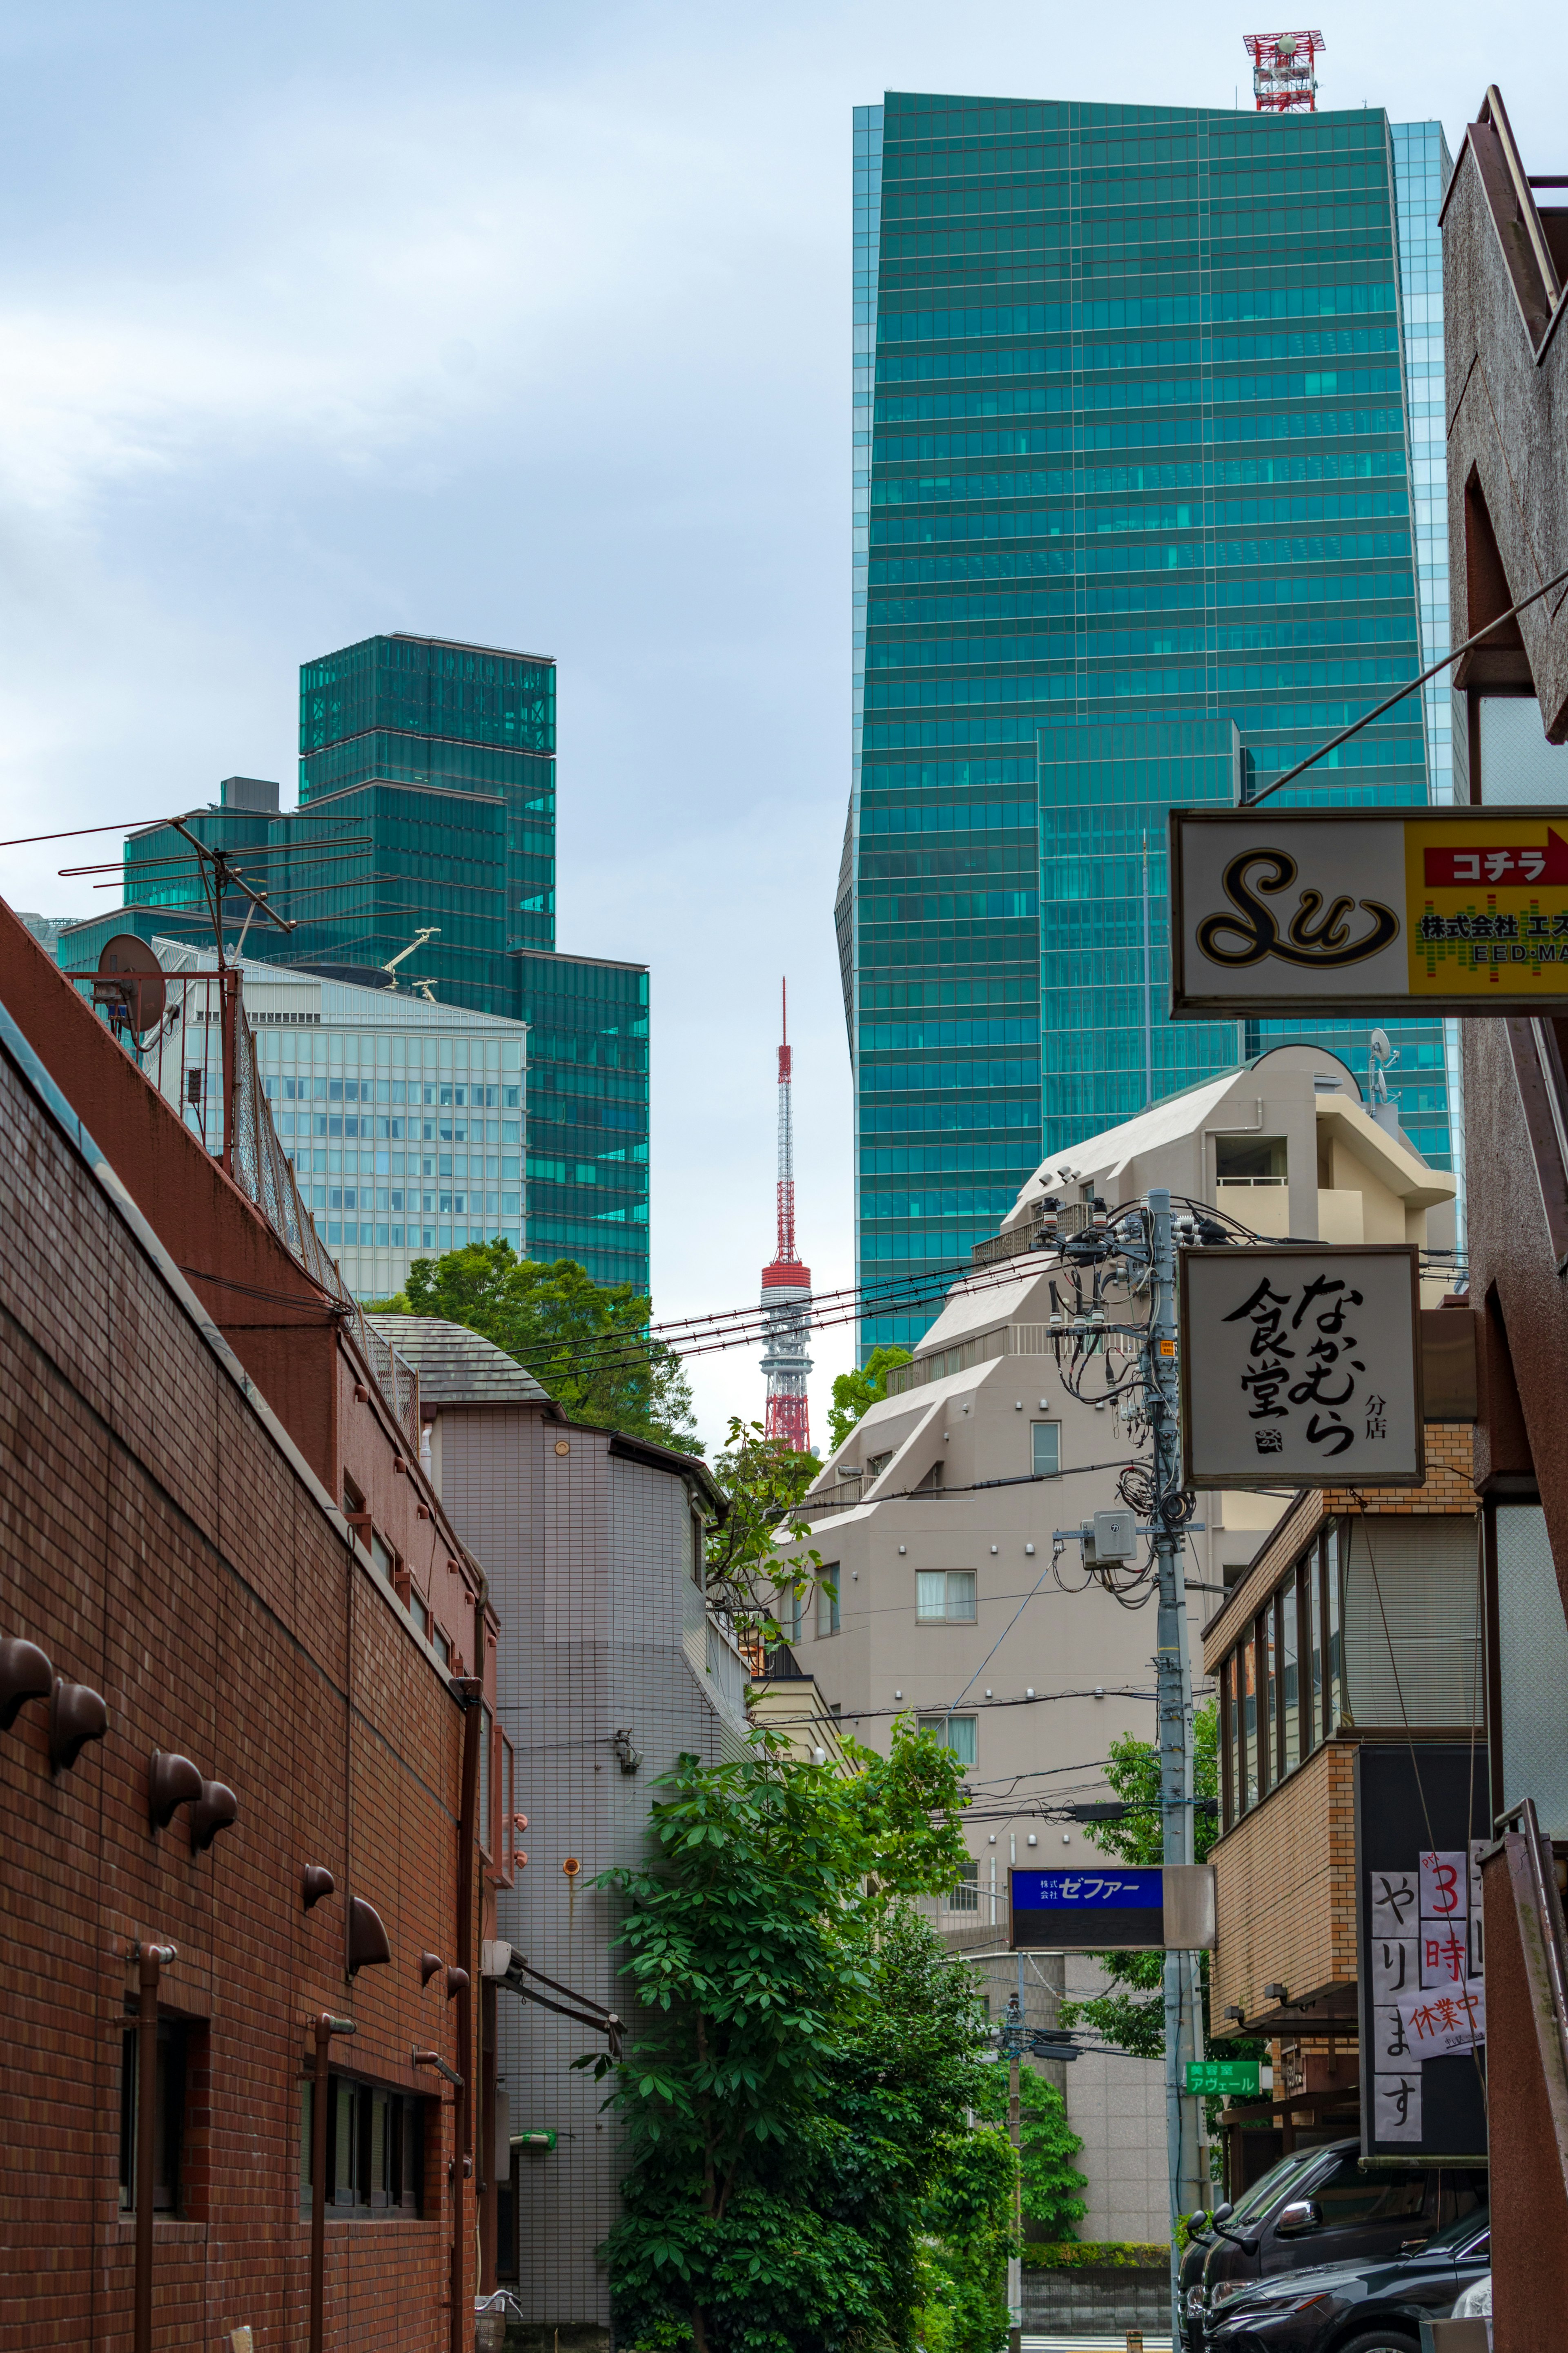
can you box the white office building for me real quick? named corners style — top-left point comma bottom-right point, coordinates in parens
top-left (145, 939), bottom-right (526, 1300)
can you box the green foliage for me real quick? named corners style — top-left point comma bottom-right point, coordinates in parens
top-left (917, 2124), bottom-right (1017, 2353)
top-left (593, 1726), bottom-right (1005, 2353)
top-left (1059, 1704), bottom-right (1262, 2079)
top-left (827, 1346), bottom-right (912, 1453)
top-left (969, 2067), bottom-right (1086, 2238)
top-left (376, 1240), bottom-right (701, 1452)
top-left (1020, 2242), bottom-right (1167, 2272)
top-left (705, 1416), bottom-right (822, 1633)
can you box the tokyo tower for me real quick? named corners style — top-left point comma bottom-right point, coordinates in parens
top-left (760, 980), bottom-right (813, 1451)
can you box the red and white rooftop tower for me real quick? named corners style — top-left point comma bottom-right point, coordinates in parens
top-left (1243, 30), bottom-right (1324, 111)
top-left (760, 980), bottom-right (813, 1452)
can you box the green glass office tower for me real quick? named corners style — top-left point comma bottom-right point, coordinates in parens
top-left (64, 634), bottom-right (649, 1295)
top-left (846, 94), bottom-right (1450, 1353)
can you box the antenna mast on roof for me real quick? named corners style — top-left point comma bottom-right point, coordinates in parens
top-left (1243, 29), bottom-right (1324, 110)
top-left (759, 979), bottom-right (813, 1452)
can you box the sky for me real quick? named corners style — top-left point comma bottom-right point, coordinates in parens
top-left (0, 0), bottom-right (1556, 1451)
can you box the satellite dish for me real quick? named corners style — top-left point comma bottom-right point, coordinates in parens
top-left (96, 935), bottom-right (167, 1039)
top-left (1370, 1028), bottom-right (1392, 1064)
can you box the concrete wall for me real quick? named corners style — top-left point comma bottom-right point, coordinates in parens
top-left (430, 1408), bottom-right (749, 2339)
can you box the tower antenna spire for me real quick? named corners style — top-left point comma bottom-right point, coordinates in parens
top-left (760, 976), bottom-right (813, 1451)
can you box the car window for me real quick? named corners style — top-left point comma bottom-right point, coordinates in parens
top-left (1310, 2164), bottom-right (1430, 2228)
top-left (1423, 2207), bottom-right (1490, 2255)
top-left (1230, 2146), bottom-right (1342, 2227)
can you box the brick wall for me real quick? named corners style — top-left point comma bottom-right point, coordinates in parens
top-left (0, 1026), bottom-right (481, 2349)
top-left (1208, 1742), bottom-right (1358, 2026)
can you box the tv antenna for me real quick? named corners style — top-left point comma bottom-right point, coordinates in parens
top-left (382, 927), bottom-right (441, 998)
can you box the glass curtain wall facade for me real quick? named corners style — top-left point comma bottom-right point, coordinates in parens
top-left (66, 633), bottom-right (650, 1298)
top-left (514, 952), bottom-right (650, 1290)
top-left (848, 93), bottom-right (1449, 1354)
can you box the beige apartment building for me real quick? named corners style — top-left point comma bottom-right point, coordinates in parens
top-left (764, 1044), bottom-right (1457, 2237)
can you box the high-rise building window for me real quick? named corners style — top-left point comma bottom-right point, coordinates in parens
top-left (1031, 1422), bottom-right (1061, 1479)
top-left (816, 1572), bottom-right (841, 1637)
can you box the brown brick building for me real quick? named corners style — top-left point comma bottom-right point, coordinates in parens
top-left (1203, 1416), bottom-right (1483, 2186)
top-left (0, 905), bottom-right (511, 2350)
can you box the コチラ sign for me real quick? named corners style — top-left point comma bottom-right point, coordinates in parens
top-left (1180, 1245), bottom-right (1422, 1490)
top-left (1169, 804), bottom-right (1568, 1018)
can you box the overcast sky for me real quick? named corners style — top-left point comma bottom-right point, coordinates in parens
top-left (0, 0), bottom-right (1555, 1449)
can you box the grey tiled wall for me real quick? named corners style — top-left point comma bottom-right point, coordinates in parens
top-left (435, 1407), bottom-right (748, 2328)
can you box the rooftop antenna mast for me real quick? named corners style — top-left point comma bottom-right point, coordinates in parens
top-left (760, 979), bottom-right (813, 1452)
top-left (1243, 29), bottom-right (1324, 110)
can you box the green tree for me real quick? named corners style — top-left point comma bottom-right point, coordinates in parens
top-left (591, 1722), bottom-right (993, 2353)
top-left (703, 1416), bottom-right (822, 1634)
top-left (826, 1346), bottom-right (912, 1453)
top-left (918, 2121), bottom-right (1018, 2353)
top-left (970, 2065), bottom-right (1087, 2238)
top-left (375, 1240), bottom-right (702, 1452)
top-left (1058, 1702), bottom-right (1263, 2075)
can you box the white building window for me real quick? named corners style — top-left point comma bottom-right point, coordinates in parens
top-left (916, 1570), bottom-right (977, 1623)
top-left (949, 1858), bottom-right (979, 1912)
top-left (1031, 1421), bottom-right (1061, 1478)
top-left (816, 1572), bottom-right (841, 1637)
top-left (917, 1713), bottom-right (977, 1766)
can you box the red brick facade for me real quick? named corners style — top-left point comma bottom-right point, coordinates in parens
top-left (0, 915), bottom-right (501, 2349)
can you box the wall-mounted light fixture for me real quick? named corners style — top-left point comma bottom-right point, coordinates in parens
top-left (347, 1896), bottom-right (392, 1976)
top-left (0, 1635), bottom-right (53, 1729)
top-left (49, 1677), bottom-right (107, 1773)
top-left (190, 1779), bottom-right (237, 1853)
top-left (149, 1751), bottom-right (203, 1834)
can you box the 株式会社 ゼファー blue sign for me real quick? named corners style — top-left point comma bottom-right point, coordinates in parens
top-left (1009, 1865), bottom-right (1166, 1949)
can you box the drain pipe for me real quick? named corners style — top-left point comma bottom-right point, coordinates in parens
top-left (133, 1942), bottom-right (177, 2353)
top-left (451, 1676), bottom-right (484, 2353)
top-left (308, 2013), bottom-right (357, 2353)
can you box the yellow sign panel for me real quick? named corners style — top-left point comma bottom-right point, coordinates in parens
top-left (1170, 805), bottom-right (1568, 1017)
top-left (1401, 812), bottom-right (1568, 999)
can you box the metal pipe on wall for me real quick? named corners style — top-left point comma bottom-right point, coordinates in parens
top-left (308, 2014), bottom-right (356, 2353)
top-left (133, 1941), bottom-right (176, 2353)
top-left (452, 1676), bottom-right (484, 2353)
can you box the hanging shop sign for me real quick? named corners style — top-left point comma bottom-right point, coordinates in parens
top-left (1356, 1744), bottom-right (1489, 2161)
top-left (1186, 2057), bottom-right (1262, 2097)
top-left (1169, 803), bottom-right (1568, 1017)
top-left (1179, 1244), bottom-right (1422, 1490)
top-left (1009, 1864), bottom-right (1215, 1951)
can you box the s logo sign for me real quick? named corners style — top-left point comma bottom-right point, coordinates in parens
top-left (1196, 850), bottom-right (1400, 970)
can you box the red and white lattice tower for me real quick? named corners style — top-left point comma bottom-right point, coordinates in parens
top-left (760, 980), bottom-right (813, 1452)
top-left (1243, 30), bottom-right (1324, 111)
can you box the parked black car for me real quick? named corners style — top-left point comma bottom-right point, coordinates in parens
top-left (1182, 2139), bottom-right (1486, 2349)
top-left (1202, 2208), bottom-right (1490, 2350)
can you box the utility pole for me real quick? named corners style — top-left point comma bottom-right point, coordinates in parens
top-left (1002, 1981), bottom-right (1024, 2353)
top-left (1146, 1188), bottom-right (1205, 2336)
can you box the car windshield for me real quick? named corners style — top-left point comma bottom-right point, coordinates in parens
top-left (1417, 2209), bottom-right (1490, 2257)
top-left (1227, 2145), bottom-right (1340, 2228)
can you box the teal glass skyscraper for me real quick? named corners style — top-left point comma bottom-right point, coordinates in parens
top-left (845, 93), bottom-right (1450, 1354)
top-left (62, 633), bottom-right (649, 1295)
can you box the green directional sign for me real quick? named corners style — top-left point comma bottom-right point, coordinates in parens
top-left (1186, 2059), bottom-right (1261, 2097)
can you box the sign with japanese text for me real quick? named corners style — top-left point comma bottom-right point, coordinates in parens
top-left (1179, 1245), bottom-right (1422, 1490)
top-left (1169, 804), bottom-right (1568, 1017)
top-left (1009, 1865), bottom-right (1216, 1951)
top-left (1009, 1866), bottom-right (1165, 1950)
top-left (1356, 1744), bottom-right (1489, 2161)
top-left (1186, 2058), bottom-right (1262, 2096)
